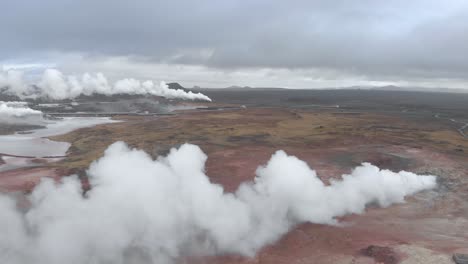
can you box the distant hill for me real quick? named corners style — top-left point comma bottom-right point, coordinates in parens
top-left (350, 85), bottom-right (468, 94)
top-left (214, 84), bottom-right (468, 94)
top-left (225, 85), bottom-right (253, 89)
top-left (167, 82), bottom-right (191, 92)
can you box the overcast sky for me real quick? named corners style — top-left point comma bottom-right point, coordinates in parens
top-left (1, 0), bottom-right (468, 88)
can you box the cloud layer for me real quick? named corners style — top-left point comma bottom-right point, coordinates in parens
top-left (0, 142), bottom-right (436, 264)
top-left (0, 69), bottom-right (211, 101)
top-left (1, 0), bottom-right (468, 83)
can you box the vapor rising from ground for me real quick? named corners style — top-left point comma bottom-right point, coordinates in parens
top-left (0, 142), bottom-right (436, 264)
top-left (0, 101), bottom-right (43, 124)
top-left (0, 69), bottom-right (211, 101)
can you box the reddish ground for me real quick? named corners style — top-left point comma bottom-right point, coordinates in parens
top-left (1, 108), bottom-right (467, 263)
top-left (198, 144), bottom-right (468, 263)
top-left (0, 167), bottom-right (61, 192)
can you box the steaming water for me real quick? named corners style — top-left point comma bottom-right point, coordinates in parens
top-left (0, 117), bottom-right (117, 158)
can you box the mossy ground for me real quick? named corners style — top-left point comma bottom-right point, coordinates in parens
top-left (51, 108), bottom-right (467, 172)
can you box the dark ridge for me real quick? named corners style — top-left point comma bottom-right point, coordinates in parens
top-left (225, 85), bottom-right (254, 90)
top-left (0, 86), bottom-right (22, 101)
top-left (167, 82), bottom-right (190, 92)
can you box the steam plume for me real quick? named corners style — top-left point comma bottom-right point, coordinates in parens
top-left (0, 69), bottom-right (211, 101)
top-left (0, 142), bottom-right (436, 264)
top-left (0, 101), bottom-right (43, 124)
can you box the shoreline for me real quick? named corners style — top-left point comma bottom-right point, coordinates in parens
top-left (0, 116), bottom-right (120, 184)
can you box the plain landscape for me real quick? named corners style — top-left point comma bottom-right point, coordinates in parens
top-left (0, 86), bottom-right (467, 263)
top-left (2, 1), bottom-right (468, 263)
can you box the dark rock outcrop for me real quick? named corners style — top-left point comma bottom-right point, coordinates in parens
top-left (360, 245), bottom-right (399, 264)
top-left (454, 254), bottom-right (468, 264)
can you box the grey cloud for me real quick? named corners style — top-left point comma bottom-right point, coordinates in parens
top-left (1, 0), bottom-right (468, 80)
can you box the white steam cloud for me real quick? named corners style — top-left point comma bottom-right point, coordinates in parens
top-left (0, 69), bottom-right (211, 101)
top-left (0, 101), bottom-right (43, 124)
top-left (0, 142), bottom-right (436, 264)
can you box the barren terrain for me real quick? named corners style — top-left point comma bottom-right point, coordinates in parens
top-left (1, 89), bottom-right (467, 263)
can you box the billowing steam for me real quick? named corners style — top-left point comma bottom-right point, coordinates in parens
top-left (0, 69), bottom-right (211, 101)
top-left (0, 101), bottom-right (43, 124)
top-left (0, 142), bottom-right (436, 264)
